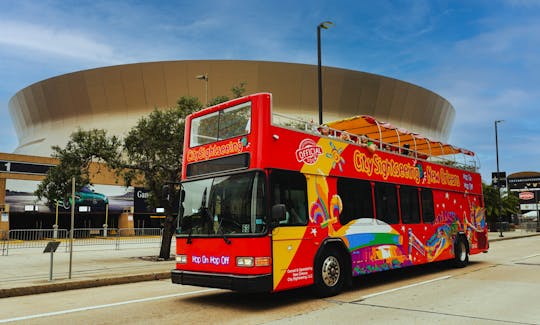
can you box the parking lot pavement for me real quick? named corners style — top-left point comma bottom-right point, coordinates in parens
top-left (0, 230), bottom-right (538, 298)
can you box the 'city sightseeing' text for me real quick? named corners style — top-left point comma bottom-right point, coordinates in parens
top-left (353, 151), bottom-right (460, 187)
top-left (186, 139), bottom-right (244, 163)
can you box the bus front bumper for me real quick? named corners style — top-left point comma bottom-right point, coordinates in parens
top-left (171, 269), bottom-right (273, 293)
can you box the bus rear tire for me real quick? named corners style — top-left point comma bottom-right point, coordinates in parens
top-left (453, 236), bottom-right (469, 268)
top-left (313, 247), bottom-right (344, 297)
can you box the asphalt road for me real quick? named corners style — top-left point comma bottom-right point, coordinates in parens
top-left (1, 236), bottom-right (539, 324)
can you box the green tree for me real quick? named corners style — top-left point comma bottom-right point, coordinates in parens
top-left (114, 96), bottom-right (203, 259)
top-left (231, 81), bottom-right (247, 98)
top-left (482, 182), bottom-right (519, 228)
top-left (206, 81), bottom-right (248, 107)
top-left (207, 95), bottom-right (230, 107)
top-left (35, 129), bottom-right (121, 209)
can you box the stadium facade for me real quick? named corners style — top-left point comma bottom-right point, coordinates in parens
top-left (8, 60), bottom-right (455, 156)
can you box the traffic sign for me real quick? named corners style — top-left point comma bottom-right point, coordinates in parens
top-left (492, 171), bottom-right (507, 188)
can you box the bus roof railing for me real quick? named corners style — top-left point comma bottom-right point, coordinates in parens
top-left (272, 113), bottom-right (479, 172)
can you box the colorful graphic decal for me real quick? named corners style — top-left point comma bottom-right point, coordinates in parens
top-left (326, 141), bottom-right (345, 172)
top-left (464, 197), bottom-right (488, 250)
top-left (272, 227), bottom-right (312, 290)
top-left (333, 218), bottom-right (413, 275)
top-left (271, 137), bottom-right (486, 291)
top-left (308, 176), bottom-right (342, 229)
top-left (293, 137), bottom-right (487, 280)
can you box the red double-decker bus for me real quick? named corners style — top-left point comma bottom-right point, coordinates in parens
top-left (171, 93), bottom-right (488, 296)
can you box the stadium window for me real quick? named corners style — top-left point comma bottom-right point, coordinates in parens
top-left (374, 182), bottom-right (399, 224)
top-left (337, 177), bottom-right (373, 225)
top-left (421, 189), bottom-right (435, 223)
top-left (399, 186), bottom-right (420, 224)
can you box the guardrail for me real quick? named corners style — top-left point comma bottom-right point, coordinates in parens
top-left (1, 228), bottom-right (174, 256)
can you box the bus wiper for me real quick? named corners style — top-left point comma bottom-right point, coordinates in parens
top-left (186, 227), bottom-right (193, 244)
top-left (216, 219), bottom-right (231, 245)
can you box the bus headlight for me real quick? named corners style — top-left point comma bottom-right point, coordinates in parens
top-left (176, 255), bottom-right (187, 264)
top-left (236, 257), bottom-right (254, 267)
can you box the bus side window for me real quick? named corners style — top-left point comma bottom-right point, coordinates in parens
top-left (399, 186), bottom-right (421, 224)
top-left (374, 182), bottom-right (399, 224)
top-left (337, 177), bottom-right (373, 225)
top-left (421, 189), bottom-right (435, 223)
top-left (270, 170), bottom-right (308, 226)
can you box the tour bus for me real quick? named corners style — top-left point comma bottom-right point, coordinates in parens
top-left (171, 92), bottom-right (488, 297)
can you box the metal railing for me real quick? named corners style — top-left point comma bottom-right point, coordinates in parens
top-left (519, 222), bottom-right (539, 232)
top-left (1, 228), bottom-right (174, 256)
top-left (0, 230), bottom-right (6, 256)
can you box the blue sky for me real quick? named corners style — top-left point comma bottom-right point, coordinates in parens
top-left (1, 0), bottom-right (539, 183)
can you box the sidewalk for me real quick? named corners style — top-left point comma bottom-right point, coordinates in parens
top-left (487, 228), bottom-right (540, 242)
top-left (0, 244), bottom-right (175, 298)
top-left (1, 230), bottom-right (538, 298)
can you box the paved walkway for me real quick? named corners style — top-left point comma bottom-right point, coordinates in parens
top-left (0, 230), bottom-right (538, 298)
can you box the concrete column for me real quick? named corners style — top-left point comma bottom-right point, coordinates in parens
top-left (0, 178), bottom-right (5, 206)
top-left (0, 204), bottom-right (9, 239)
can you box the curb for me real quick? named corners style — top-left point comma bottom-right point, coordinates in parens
top-left (489, 233), bottom-right (540, 242)
top-left (0, 271), bottom-right (171, 299)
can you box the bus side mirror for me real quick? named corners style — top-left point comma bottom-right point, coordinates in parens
top-left (180, 189), bottom-right (185, 203)
top-left (162, 185), bottom-right (170, 202)
top-left (271, 204), bottom-right (287, 223)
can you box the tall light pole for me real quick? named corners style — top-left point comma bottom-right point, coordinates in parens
top-left (196, 73), bottom-right (209, 106)
top-left (317, 21), bottom-right (333, 125)
top-left (495, 120), bottom-right (504, 237)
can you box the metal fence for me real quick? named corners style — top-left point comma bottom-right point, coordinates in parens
top-left (1, 228), bottom-right (173, 256)
top-left (520, 222), bottom-right (539, 232)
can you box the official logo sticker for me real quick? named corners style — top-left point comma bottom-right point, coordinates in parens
top-left (295, 139), bottom-right (323, 165)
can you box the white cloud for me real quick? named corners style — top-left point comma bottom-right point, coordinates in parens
top-left (0, 20), bottom-right (124, 64)
top-left (454, 21), bottom-right (540, 68)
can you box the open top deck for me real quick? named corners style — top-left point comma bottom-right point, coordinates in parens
top-left (272, 113), bottom-right (479, 172)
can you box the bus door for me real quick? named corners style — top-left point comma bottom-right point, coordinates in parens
top-left (269, 170), bottom-right (313, 292)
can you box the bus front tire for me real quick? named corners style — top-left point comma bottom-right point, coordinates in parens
top-left (453, 236), bottom-right (469, 268)
top-left (313, 247), bottom-right (344, 297)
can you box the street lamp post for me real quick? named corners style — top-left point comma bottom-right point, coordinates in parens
top-left (196, 73), bottom-right (209, 106)
top-left (495, 120), bottom-right (504, 237)
top-left (317, 21), bottom-right (333, 125)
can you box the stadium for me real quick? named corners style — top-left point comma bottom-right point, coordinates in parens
top-left (8, 60), bottom-right (455, 156)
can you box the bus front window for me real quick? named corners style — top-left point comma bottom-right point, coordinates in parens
top-left (178, 171), bottom-right (266, 236)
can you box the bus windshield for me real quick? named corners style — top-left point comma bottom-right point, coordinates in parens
top-left (178, 171), bottom-right (266, 236)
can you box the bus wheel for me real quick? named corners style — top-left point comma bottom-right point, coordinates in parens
top-left (313, 247), bottom-right (344, 297)
top-left (453, 236), bottom-right (469, 268)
